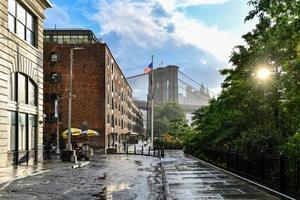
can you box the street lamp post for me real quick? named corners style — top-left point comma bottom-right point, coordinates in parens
top-left (65, 47), bottom-right (83, 151)
top-left (55, 94), bottom-right (75, 155)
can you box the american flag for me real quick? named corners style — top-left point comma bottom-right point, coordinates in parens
top-left (144, 62), bottom-right (153, 74)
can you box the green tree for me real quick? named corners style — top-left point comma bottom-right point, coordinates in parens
top-left (185, 0), bottom-right (300, 156)
top-left (153, 102), bottom-right (185, 137)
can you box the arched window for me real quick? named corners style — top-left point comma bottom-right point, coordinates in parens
top-left (9, 72), bottom-right (37, 106)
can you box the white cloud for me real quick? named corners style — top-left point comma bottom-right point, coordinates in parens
top-left (173, 12), bottom-right (241, 61)
top-left (156, 0), bottom-right (230, 12)
top-left (91, 0), bottom-right (240, 62)
top-left (158, 0), bottom-right (230, 10)
top-left (201, 59), bottom-right (208, 65)
top-left (45, 3), bottom-right (70, 28)
top-left (92, 0), bottom-right (170, 48)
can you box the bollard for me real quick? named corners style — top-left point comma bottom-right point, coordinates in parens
top-left (142, 146), bottom-right (144, 155)
top-left (134, 145), bottom-right (136, 155)
top-left (148, 146), bottom-right (151, 155)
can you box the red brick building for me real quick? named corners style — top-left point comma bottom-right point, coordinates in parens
top-left (43, 29), bottom-right (144, 149)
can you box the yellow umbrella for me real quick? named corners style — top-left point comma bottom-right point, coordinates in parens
top-left (62, 128), bottom-right (81, 138)
top-left (81, 129), bottom-right (100, 137)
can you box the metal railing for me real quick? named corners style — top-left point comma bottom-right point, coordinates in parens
top-left (107, 145), bottom-right (164, 158)
top-left (196, 148), bottom-right (300, 199)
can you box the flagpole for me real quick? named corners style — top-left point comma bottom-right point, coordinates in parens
top-left (151, 55), bottom-right (154, 148)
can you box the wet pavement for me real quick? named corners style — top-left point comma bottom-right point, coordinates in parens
top-left (163, 150), bottom-right (279, 200)
top-left (0, 153), bottom-right (164, 200)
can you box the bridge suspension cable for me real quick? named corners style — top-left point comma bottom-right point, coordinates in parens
top-left (178, 70), bottom-right (217, 96)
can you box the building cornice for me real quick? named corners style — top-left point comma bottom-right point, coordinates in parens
top-left (40, 0), bottom-right (52, 8)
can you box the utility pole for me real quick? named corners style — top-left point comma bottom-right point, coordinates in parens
top-left (151, 55), bottom-right (154, 147)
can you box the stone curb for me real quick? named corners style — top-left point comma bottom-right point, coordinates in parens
top-left (161, 159), bottom-right (172, 200)
top-left (187, 154), bottom-right (295, 200)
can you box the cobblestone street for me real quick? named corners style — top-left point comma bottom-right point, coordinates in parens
top-left (0, 153), bottom-right (164, 200)
top-left (163, 150), bottom-right (279, 200)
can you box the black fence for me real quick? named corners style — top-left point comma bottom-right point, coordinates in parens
top-left (199, 148), bottom-right (300, 199)
top-left (108, 145), bottom-right (165, 158)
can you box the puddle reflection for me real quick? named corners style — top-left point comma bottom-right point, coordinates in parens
top-left (93, 183), bottom-right (130, 200)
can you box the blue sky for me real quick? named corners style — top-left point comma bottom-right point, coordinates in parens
top-left (45, 0), bottom-right (257, 94)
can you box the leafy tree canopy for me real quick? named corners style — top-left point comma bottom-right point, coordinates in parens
top-left (186, 0), bottom-right (300, 156)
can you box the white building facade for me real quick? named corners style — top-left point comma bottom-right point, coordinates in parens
top-left (0, 0), bottom-right (51, 167)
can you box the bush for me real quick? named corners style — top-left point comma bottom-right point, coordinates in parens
top-left (282, 130), bottom-right (300, 157)
top-left (154, 137), bottom-right (183, 149)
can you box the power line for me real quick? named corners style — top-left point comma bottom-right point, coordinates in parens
top-left (179, 70), bottom-right (217, 96)
top-left (127, 73), bottom-right (147, 80)
top-left (178, 79), bottom-right (214, 97)
top-left (178, 85), bottom-right (208, 99)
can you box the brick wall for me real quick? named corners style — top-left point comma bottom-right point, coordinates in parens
top-left (44, 43), bottom-right (106, 148)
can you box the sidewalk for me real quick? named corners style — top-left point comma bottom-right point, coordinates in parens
top-left (0, 158), bottom-right (75, 188)
top-left (162, 150), bottom-right (279, 200)
top-left (0, 153), bottom-right (164, 199)
top-left (0, 148), bottom-right (107, 187)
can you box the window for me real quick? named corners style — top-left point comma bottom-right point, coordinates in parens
top-left (107, 114), bottom-right (110, 124)
top-left (70, 35), bottom-right (78, 43)
top-left (28, 115), bottom-right (36, 149)
top-left (28, 79), bottom-right (36, 106)
top-left (50, 53), bottom-right (59, 63)
top-left (83, 36), bottom-right (89, 43)
top-left (9, 111), bottom-right (16, 150)
top-left (44, 35), bottom-right (50, 42)
top-left (50, 72), bottom-right (59, 84)
top-left (8, 0), bottom-right (36, 46)
top-left (78, 35), bottom-right (84, 44)
top-left (50, 93), bottom-right (57, 102)
top-left (18, 113), bottom-right (26, 150)
top-left (8, 72), bottom-right (16, 101)
top-left (9, 112), bottom-right (36, 151)
top-left (63, 35), bottom-right (71, 44)
top-left (111, 114), bottom-right (115, 127)
top-left (9, 72), bottom-right (37, 106)
top-left (52, 35), bottom-right (58, 42)
top-left (57, 35), bottom-right (63, 44)
top-left (18, 73), bottom-right (26, 103)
